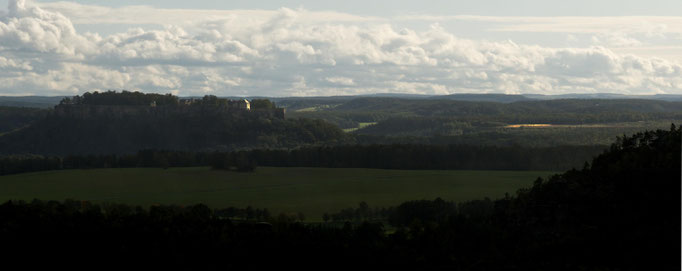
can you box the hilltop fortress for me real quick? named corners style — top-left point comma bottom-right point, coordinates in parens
top-left (53, 91), bottom-right (285, 119)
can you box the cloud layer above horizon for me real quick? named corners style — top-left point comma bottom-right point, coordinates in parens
top-left (1, 0), bottom-right (681, 96)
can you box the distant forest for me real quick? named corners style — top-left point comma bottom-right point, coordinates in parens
top-left (1, 126), bottom-right (678, 270)
top-left (59, 90), bottom-right (180, 106)
top-left (0, 91), bottom-right (350, 155)
top-left (286, 96), bottom-right (682, 146)
top-left (1, 91), bottom-right (680, 154)
top-left (287, 96), bottom-right (682, 125)
top-left (0, 143), bottom-right (605, 176)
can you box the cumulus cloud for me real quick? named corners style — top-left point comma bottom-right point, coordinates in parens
top-left (0, 0), bottom-right (93, 58)
top-left (401, 15), bottom-right (682, 53)
top-left (0, 0), bottom-right (680, 96)
top-left (325, 77), bottom-right (355, 86)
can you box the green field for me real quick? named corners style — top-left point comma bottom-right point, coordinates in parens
top-left (343, 122), bottom-right (378, 133)
top-left (0, 167), bottom-right (554, 220)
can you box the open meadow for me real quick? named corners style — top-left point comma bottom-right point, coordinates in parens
top-left (0, 167), bottom-right (554, 220)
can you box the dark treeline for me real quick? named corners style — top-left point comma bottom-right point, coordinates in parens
top-left (0, 143), bottom-right (605, 175)
top-left (59, 90), bottom-right (278, 110)
top-left (0, 199), bottom-right (388, 270)
top-left (0, 150), bottom-right (210, 176)
top-left (0, 150), bottom-right (257, 175)
top-left (247, 144), bottom-right (604, 170)
top-left (323, 201), bottom-right (393, 223)
top-left (323, 198), bottom-right (483, 225)
top-left (1, 126), bottom-right (679, 270)
top-left (60, 90), bottom-right (180, 106)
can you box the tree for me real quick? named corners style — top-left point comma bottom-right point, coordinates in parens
top-left (358, 201), bottom-right (370, 220)
top-left (246, 206), bottom-right (255, 220)
top-left (250, 99), bottom-right (276, 110)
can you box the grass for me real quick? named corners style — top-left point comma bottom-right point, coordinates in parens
top-left (294, 107), bottom-right (318, 112)
top-left (501, 120), bottom-right (679, 129)
top-left (343, 122), bottom-right (378, 133)
top-left (488, 120), bottom-right (680, 146)
top-left (0, 167), bottom-right (554, 221)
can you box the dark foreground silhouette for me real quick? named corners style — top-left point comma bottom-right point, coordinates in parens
top-left (0, 126), bottom-right (679, 270)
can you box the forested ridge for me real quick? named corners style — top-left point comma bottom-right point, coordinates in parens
top-left (288, 96), bottom-right (682, 146)
top-left (0, 126), bottom-right (678, 270)
top-left (328, 97), bottom-right (682, 117)
top-left (0, 106), bottom-right (46, 134)
top-left (0, 91), bottom-right (349, 155)
top-left (0, 113), bottom-right (346, 155)
top-left (1, 91), bottom-right (680, 154)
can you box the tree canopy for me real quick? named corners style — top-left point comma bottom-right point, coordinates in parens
top-left (60, 90), bottom-right (179, 106)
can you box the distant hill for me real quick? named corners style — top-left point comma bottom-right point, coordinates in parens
top-left (270, 96), bottom-right (358, 111)
top-left (0, 91), bottom-right (348, 155)
top-left (2, 93), bottom-right (682, 110)
top-left (328, 97), bottom-right (682, 116)
top-left (434, 93), bottom-right (534, 103)
top-left (284, 96), bottom-right (682, 145)
top-left (524, 93), bottom-right (682, 101)
top-left (0, 96), bottom-right (66, 108)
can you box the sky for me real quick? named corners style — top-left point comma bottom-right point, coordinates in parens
top-left (0, 0), bottom-right (681, 96)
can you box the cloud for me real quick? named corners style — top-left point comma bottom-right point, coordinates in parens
top-left (0, 55), bottom-right (32, 70)
top-left (34, 1), bottom-right (382, 26)
top-left (400, 15), bottom-right (682, 51)
top-left (325, 76), bottom-right (355, 86)
top-left (0, 0), bottom-right (94, 58)
top-left (590, 33), bottom-right (643, 48)
top-left (0, 0), bottom-right (680, 96)
top-left (398, 15), bottom-right (682, 34)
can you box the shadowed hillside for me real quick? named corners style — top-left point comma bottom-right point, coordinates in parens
top-left (0, 91), bottom-right (348, 155)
